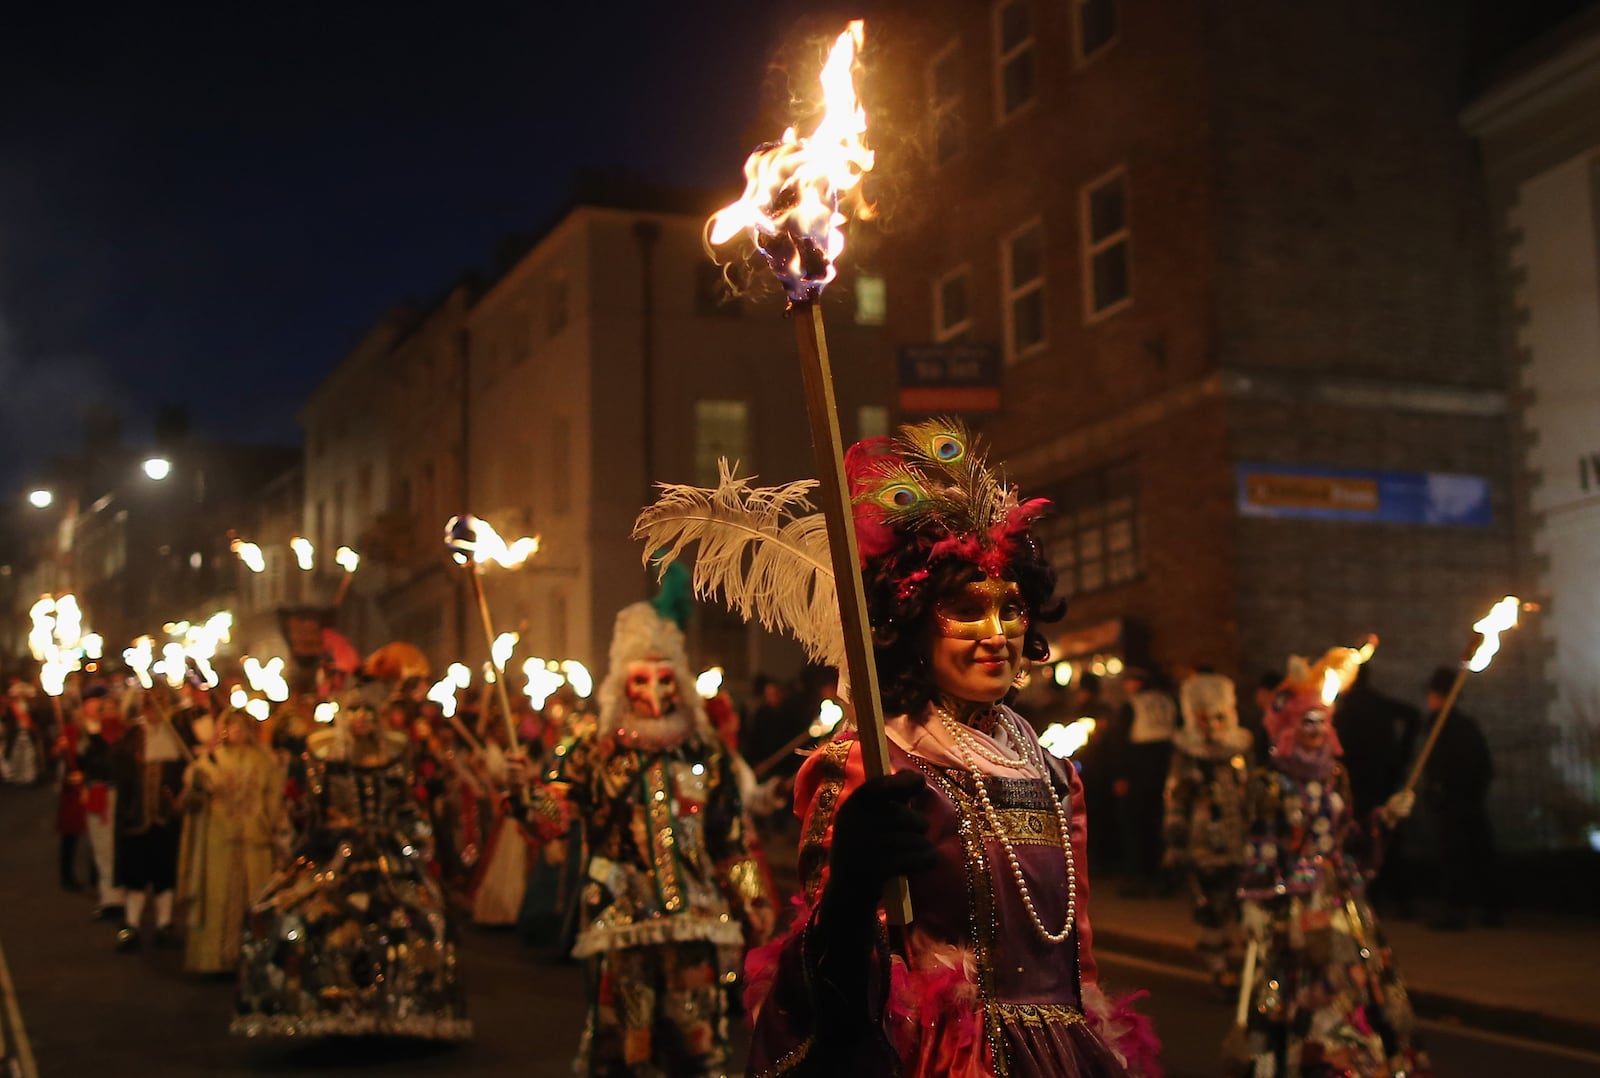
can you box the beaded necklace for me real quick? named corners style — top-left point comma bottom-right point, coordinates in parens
top-left (934, 705), bottom-right (1078, 945)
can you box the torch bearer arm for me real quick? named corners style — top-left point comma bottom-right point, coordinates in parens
top-left (792, 302), bottom-right (912, 924)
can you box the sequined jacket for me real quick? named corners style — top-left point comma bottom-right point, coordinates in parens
top-left (1162, 730), bottom-right (1254, 870)
top-left (1238, 760), bottom-right (1380, 901)
top-left (523, 724), bottom-right (771, 959)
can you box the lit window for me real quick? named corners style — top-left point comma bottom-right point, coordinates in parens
top-left (934, 267), bottom-right (972, 342)
top-left (857, 405), bottom-right (891, 440)
top-left (994, 1), bottom-right (1037, 120)
top-left (1076, 0), bottom-right (1118, 64)
top-left (929, 41), bottom-right (963, 165)
top-left (855, 274), bottom-right (887, 325)
top-left (694, 400), bottom-right (749, 486)
top-left (1082, 167), bottom-right (1131, 320)
top-left (1002, 221), bottom-right (1046, 361)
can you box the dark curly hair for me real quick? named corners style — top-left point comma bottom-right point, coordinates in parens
top-left (864, 534), bottom-right (1065, 717)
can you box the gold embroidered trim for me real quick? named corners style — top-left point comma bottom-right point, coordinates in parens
top-left (644, 759), bottom-right (683, 913)
top-left (979, 807), bottom-right (1062, 846)
top-left (754, 1034), bottom-right (814, 1076)
top-left (993, 1001), bottom-right (1086, 1028)
top-left (798, 739), bottom-right (852, 904)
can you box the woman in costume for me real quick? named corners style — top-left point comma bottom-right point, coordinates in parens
top-left (232, 695), bottom-right (470, 1040)
top-left (177, 708), bottom-right (285, 974)
top-left (1230, 645), bottom-right (1427, 1077)
top-left (1162, 672), bottom-right (1253, 992)
top-left (636, 420), bottom-right (1159, 1078)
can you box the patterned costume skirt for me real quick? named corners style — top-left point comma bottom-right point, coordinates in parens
top-left (231, 825), bottom-right (471, 1040)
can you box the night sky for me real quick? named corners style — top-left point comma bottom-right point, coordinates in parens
top-left (0, 1), bottom-right (828, 491)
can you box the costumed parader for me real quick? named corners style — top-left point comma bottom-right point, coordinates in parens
top-left (635, 419), bottom-right (1161, 1078)
top-left (506, 599), bottom-right (777, 1076)
top-left (111, 683), bottom-right (190, 951)
top-left (79, 684), bottom-right (126, 920)
top-left (1229, 642), bottom-right (1428, 1078)
top-left (176, 706), bottom-right (287, 975)
top-left (1162, 672), bottom-right (1254, 993)
top-left (232, 693), bottom-right (471, 1040)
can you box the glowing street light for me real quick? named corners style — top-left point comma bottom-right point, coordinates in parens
top-left (27, 489), bottom-right (53, 509)
top-left (143, 457), bottom-right (172, 481)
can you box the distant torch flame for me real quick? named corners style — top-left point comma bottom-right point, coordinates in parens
top-left (290, 536), bottom-right (315, 571)
top-left (523, 658), bottom-right (565, 710)
top-left (561, 660), bottom-right (593, 699)
top-left (426, 676), bottom-right (458, 718)
top-left (707, 19), bottom-right (873, 305)
top-left (125, 636), bottom-right (156, 690)
top-left (335, 546), bottom-right (360, 573)
top-left (1320, 668), bottom-right (1344, 706)
top-left (809, 698), bottom-right (846, 739)
top-left (1040, 718), bottom-right (1097, 759)
top-left (491, 632), bottom-right (519, 670)
top-left (448, 662), bottom-right (472, 689)
top-left (445, 514), bottom-right (540, 569)
top-left (231, 539), bottom-right (266, 573)
top-left (314, 701), bottom-right (339, 724)
top-left (695, 667), bottom-right (725, 699)
top-left (1467, 596), bottom-right (1520, 673)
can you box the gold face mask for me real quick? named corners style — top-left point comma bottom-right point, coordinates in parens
top-left (933, 577), bottom-right (1029, 641)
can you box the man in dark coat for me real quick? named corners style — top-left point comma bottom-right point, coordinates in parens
top-left (1420, 666), bottom-right (1500, 929)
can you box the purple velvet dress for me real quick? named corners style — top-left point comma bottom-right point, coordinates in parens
top-left (746, 714), bottom-right (1154, 1077)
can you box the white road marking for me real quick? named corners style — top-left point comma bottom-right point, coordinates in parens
top-left (0, 934), bottom-right (39, 1078)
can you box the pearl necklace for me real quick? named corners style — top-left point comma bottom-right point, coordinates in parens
top-left (938, 708), bottom-right (1077, 945)
top-left (935, 705), bottom-right (1029, 770)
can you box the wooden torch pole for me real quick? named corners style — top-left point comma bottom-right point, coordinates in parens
top-left (1401, 664), bottom-right (1468, 797)
top-left (468, 569), bottom-right (521, 751)
top-left (792, 301), bottom-right (912, 925)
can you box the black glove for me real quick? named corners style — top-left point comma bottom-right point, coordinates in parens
top-left (807, 770), bottom-right (935, 1073)
top-left (821, 770), bottom-right (938, 917)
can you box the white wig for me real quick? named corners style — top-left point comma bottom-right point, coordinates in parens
top-left (595, 602), bottom-right (713, 743)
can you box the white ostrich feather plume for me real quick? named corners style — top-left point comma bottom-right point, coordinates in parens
top-left (633, 460), bottom-right (846, 673)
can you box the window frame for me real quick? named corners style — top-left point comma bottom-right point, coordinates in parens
top-left (992, 0), bottom-right (1038, 123)
top-left (692, 399), bottom-right (751, 487)
top-left (854, 273), bottom-right (887, 326)
top-left (1000, 218), bottom-right (1047, 363)
top-left (927, 38), bottom-right (964, 166)
top-left (933, 265), bottom-right (974, 342)
top-left (1073, 0), bottom-right (1120, 68)
top-left (1080, 165), bottom-right (1133, 324)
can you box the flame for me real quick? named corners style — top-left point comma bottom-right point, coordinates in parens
top-left (158, 642), bottom-right (188, 688)
top-left (314, 701), bottom-right (339, 724)
top-left (242, 655), bottom-right (289, 702)
top-left (82, 633), bottom-right (103, 660)
top-left (523, 657), bottom-right (565, 710)
top-left (1040, 718), bottom-right (1097, 759)
top-left (707, 19), bottom-right (873, 305)
top-left (695, 667), bottom-right (725, 700)
top-left (1320, 668), bottom-right (1344, 706)
top-left (492, 631), bottom-right (519, 670)
top-left (53, 595), bottom-right (83, 650)
top-left (335, 546), bottom-right (360, 573)
top-left (245, 698), bottom-right (271, 722)
top-left (445, 514), bottom-right (540, 569)
top-left (231, 538), bottom-right (266, 573)
top-left (229, 687), bottom-right (248, 710)
top-left (125, 636), bottom-right (156, 690)
top-left (448, 662), bottom-right (472, 689)
top-left (290, 536), bottom-right (315, 571)
top-left (560, 660), bottom-right (593, 699)
top-left (426, 676), bottom-right (459, 718)
top-left (809, 698), bottom-right (846, 739)
top-left (1467, 595), bottom-right (1520, 673)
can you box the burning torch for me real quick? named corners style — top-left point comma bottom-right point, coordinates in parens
top-left (705, 20), bottom-right (908, 921)
top-left (1401, 596), bottom-right (1527, 796)
top-left (445, 513), bottom-right (539, 749)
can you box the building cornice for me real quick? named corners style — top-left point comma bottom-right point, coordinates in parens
top-left (1461, 30), bottom-right (1600, 138)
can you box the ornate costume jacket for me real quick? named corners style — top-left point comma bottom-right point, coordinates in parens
top-left (527, 722), bottom-right (770, 961)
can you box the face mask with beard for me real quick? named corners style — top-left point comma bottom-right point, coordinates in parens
top-left (616, 658), bottom-right (693, 749)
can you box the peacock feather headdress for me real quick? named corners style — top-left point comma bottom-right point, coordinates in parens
top-left (631, 419), bottom-right (1052, 681)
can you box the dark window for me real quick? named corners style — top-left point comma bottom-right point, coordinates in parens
top-left (1036, 461), bottom-right (1140, 597)
top-left (996, 1), bottom-right (1037, 118)
top-left (1077, 0), bottom-right (1118, 61)
top-left (936, 268), bottom-right (972, 340)
top-left (929, 45), bottom-right (963, 164)
top-left (1082, 169), bottom-right (1131, 318)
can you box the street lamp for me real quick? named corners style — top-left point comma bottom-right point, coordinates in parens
top-left (142, 457), bottom-right (172, 481)
top-left (27, 489), bottom-right (54, 509)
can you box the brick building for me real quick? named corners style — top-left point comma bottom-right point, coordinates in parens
top-left (866, 2), bottom-right (1550, 843)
